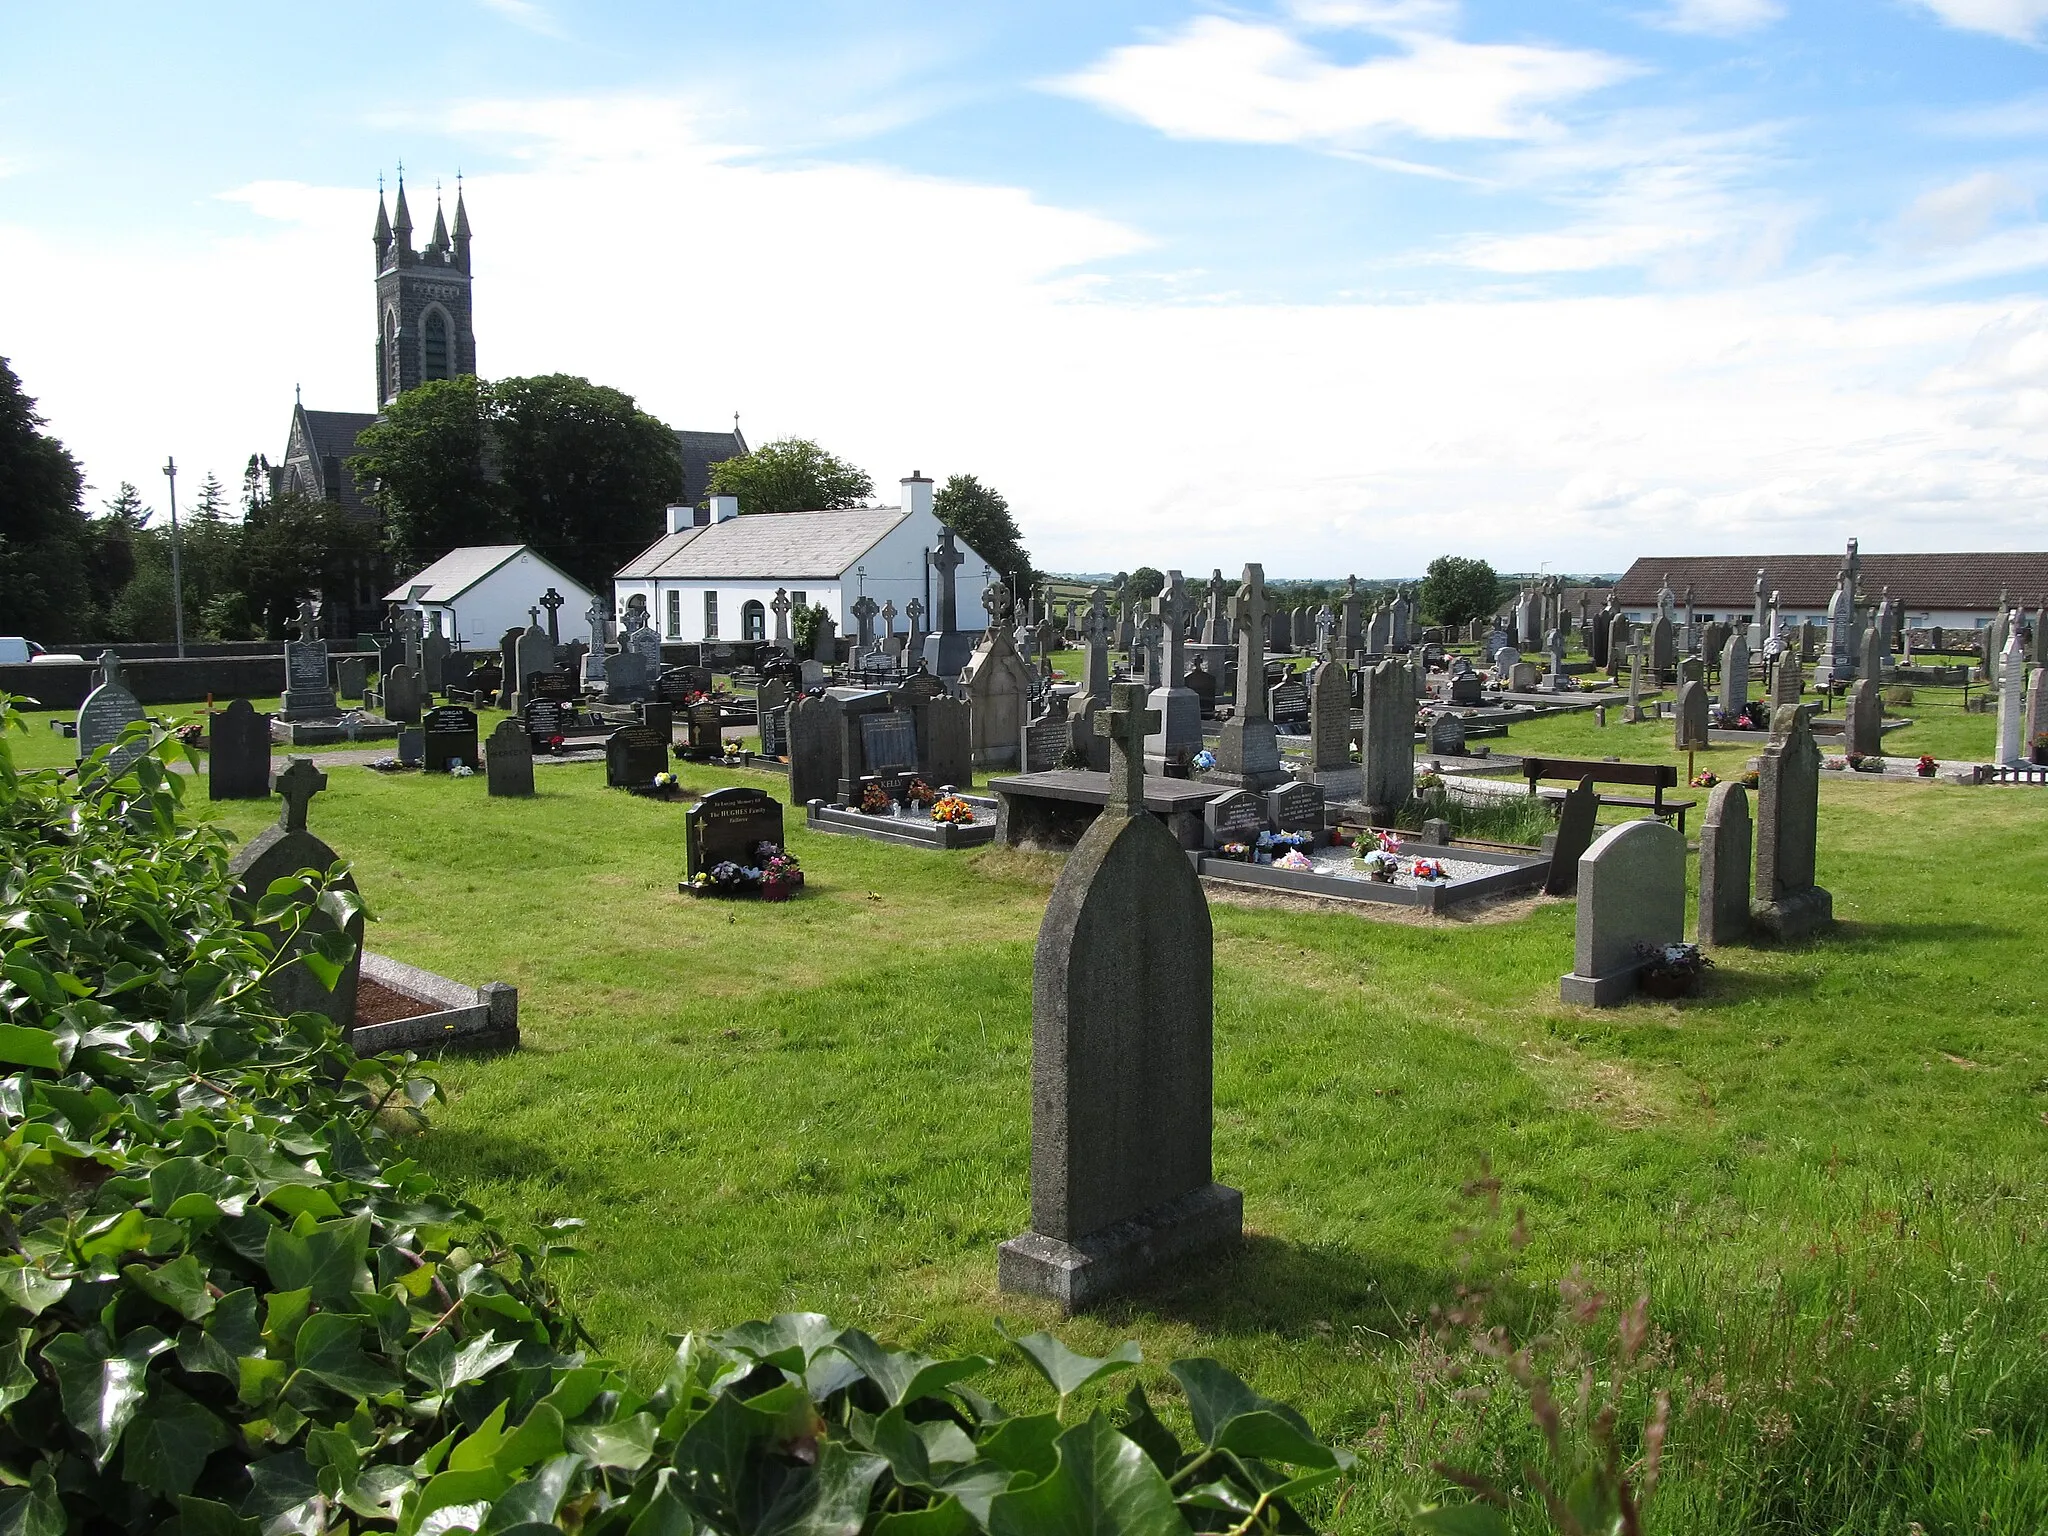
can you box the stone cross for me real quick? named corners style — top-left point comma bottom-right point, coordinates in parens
top-left (982, 581), bottom-right (1013, 630)
top-left (274, 757), bottom-right (328, 834)
top-left (929, 529), bottom-right (963, 631)
top-left (905, 597), bottom-right (924, 637)
top-left (294, 598), bottom-right (323, 644)
top-left (1096, 680), bottom-right (1160, 814)
top-left (880, 599), bottom-right (897, 638)
top-left (528, 605), bottom-right (542, 629)
top-left (851, 594), bottom-right (879, 646)
top-left (98, 649), bottom-right (127, 689)
top-left (539, 588), bottom-right (564, 645)
top-left (1155, 570), bottom-right (1188, 682)
top-left (1233, 565), bottom-right (1269, 719)
top-left (771, 588), bottom-right (792, 645)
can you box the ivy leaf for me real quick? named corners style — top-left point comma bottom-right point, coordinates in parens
top-left (1116, 1384), bottom-right (1183, 1476)
top-left (0, 1024), bottom-right (60, 1071)
top-left (490, 1404), bottom-right (565, 1476)
top-left (121, 1384), bottom-right (234, 1497)
top-left (717, 1313), bottom-right (840, 1377)
top-left (998, 1326), bottom-right (1141, 1407)
top-left (124, 1254), bottom-right (217, 1321)
top-left (1412, 1503), bottom-right (1513, 1536)
top-left (0, 1329), bottom-right (35, 1413)
top-left (978, 1413), bottom-right (1061, 1479)
top-left (0, 1465), bottom-right (65, 1536)
top-left (564, 1412), bottom-right (659, 1473)
top-left (264, 1214), bottom-right (371, 1304)
top-left (294, 1313), bottom-right (400, 1399)
top-left (178, 1289), bottom-right (261, 1379)
top-left (985, 1412), bottom-right (1191, 1536)
top-left (757, 1441), bottom-right (887, 1536)
top-left (0, 1263), bottom-right (69, 1319)
top-left (43, 1326), bottom-right (173, 1468)
top-left (480, 1453), bottom-right (582, 1532)
top-left (175, 1496), bottom-right (256, 1536)
top-left (830, 1329), bottom-right (991, 1408)
top-left (1167, 1358), bottom-right (1336, 1466)
top-left (406, 1328), bottom-right (521, 1396)
top-left (398, 1468), bottom-right (508, 1536)
top-left (873, 1499), bottom-right (976, 1536)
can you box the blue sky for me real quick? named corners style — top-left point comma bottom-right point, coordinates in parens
top-left (3, 0), bottom-right (2045, 576)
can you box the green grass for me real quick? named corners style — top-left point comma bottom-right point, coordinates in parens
top-left (20, 695), bottom-right (2048, 1531)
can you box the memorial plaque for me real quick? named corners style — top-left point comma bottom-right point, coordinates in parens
top-left (685, 786), bottom-right (787, 879)
top-left (281, 640), bottom-right (336, 719)
top-left (682, 700), bottom-right (724, 756)
top-left (1203, 789), bottom-right (1264, 847)
top-left (78, 663), bottom-right (148, 779)
top-left (1024, 714), bottom-right (1072, 773)
top-left (606, 724), bottom-right (670, 787)
top-left (657, 666), bottom-right (715, 702)
top-left (860, 710), bottom-right (919, 775)
top-left (1266, 780), bottom-right (1325, 833)
top-left (522, 699), bottom-right (567, 748)
top-left (527, 668), bottom-right (578, 702)
top-left (421, 705), bottom-right (480, 772)
top-left (1268, 676), bottom-right (1309, 724)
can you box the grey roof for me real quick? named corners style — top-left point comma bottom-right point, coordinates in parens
top-left (385, 544), bottom-right (586, 603)
top-left (618, 508), bottom-right (907, 582)
top-left (294, 408), bottom-right (379, 521)
top-left (676, 427), bottom-right (747, 505)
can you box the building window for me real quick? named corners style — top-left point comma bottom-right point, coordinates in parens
top-left (791, 591), bottom-right (808, 610)
top-left (423, 310), bottom-right (450, 381)
top-left (384, 310), bottom-right (399, 396)
top-left (742, 599), bottom-right (765, 641)
top-left (665, 589), bottom-right (680, 638)
top-left (704, 590), bottom-right (719, 638)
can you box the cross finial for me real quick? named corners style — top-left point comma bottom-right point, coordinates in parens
top-left (274, 757), bottom-right (328, 833)
top-left (529, 605), bottom-right (541, 626)
top-left (1096, 680), bottom-right (1160, 814)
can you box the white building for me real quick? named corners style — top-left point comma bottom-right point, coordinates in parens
top-left (383, 545), bottom-right (596, 651)
top-left (614, 474), bottom-right (996, 645)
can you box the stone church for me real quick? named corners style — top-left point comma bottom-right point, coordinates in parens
top-left (259, 176), bottom-right (744, 634)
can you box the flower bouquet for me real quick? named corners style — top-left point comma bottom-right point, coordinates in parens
top-left (859, 781), bottom-right (893, 815)
top-left (548, 733), bottom-right (568, 755)
top-left (1690, 770), bottom-right (1719, 789)
top-left (450, 763), bottom-right (475, 778)
top-left (931, 795), bottom-right (976, 825)
top-left (1853, 754), bottom-right (1886, 774)
top-left (1275, 849), bottom-right (1315, 871)
top-left (759, 849), bottom-right (804, 901)
top-left (2034, 732), bottom-right (2048, 765)
top-left (722, 739), bottom-right (743, 760)
top-left (1409, 856), bottom-right (1449, 882)
top-left (1825, 756), bottom-right (1851, 772)
top-left (1917, 754), bottom-right (1938, 777)
top-left (1415, 770), bottom-right (1445, 792)
top-left (1740, 769), bottom-right (1759, 789)
top-left (1192, 749), bottom-right (1216, 773)
top-left (1217, 841), bottom-right (1254, 863)
top-left (176, 722), bottom-right (208, 750)
top-left (906, 778), bottom-right (939, 807)
top-left (1636, 941), bottom-right (1711, 999)
top-left (1356, 828), bottom-right (1403, 882)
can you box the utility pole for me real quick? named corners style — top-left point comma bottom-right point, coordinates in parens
top-left (162, 456), bottom-right (186, 658)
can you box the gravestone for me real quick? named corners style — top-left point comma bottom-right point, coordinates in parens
top-left (333, 655), bottom-right (368, 703)
top-left (521, 698), bottom-right (568, 750)
top-left (787, 694), bottom-right (843, 806)
top-left (1426, 711), bottom-right (1467, 756)
top-left (76, 652), bottom-right (148, 779)
top-left (1203, 788), bottom-right (1265, 848)
top-left (605, 724), bottom-right (670, 788)
top-left (1673, 680), bottom-right (1711, 751)
top-left (513, 624), bottom-right (554, 707)
top-left (961, 624), bottom-right (1036, 770)
top-left (208, 698), bottom-right (271, 800)
top-left (1843, 676), bottom-right (1884, 757)
top-left (421, 617), bottom-right (450, 695)
top-left (1266, 780), bottom-right (1324, 834)
top-left (2027, 667), bottom-right (2048, 760)
top-left (681, 700), bottom-right (724, 758)
top-left (1697, 780), bottom-right (1752, 946)
top-left (1542, 775), bottom-right (1600, 897)
top-left (998, 683), bottom-right (1240, 1311)
top-left (641, 699), bottom-right (675, 744)
top-left (281, 602), bottom-right (337, 719)
top-left (498, 628), bottom-right (524, 708)
top-left (1359, 657), bottom-right (1414, 821)
top-left (397, 727), bottom-right (423, 767)
top-left (917, 695), bottom-right (974, 787)
top-left (1267, 674), bottom-right (1309, 726)
top-left (604, 648), bottom-right (650, 703)
top-left (1182, 661), bottom-right (1218, 718)
top-left (1448, 671), bottom-right (1483, 706)
top-left (227, 759), bottom-right (361, 1031)
top-left (1558, 819), bottom-right (1686, 1006)
top-left (1210, 564), bottom-right (1288, 791)
top-left (1607, 613), bottom-right (1632, 679)
top-left (1752, 706), bottom-right (1832, 939)
top-left (1771, 654), bottom-right (1803, 711)
top-left (1995, 626), bottom-right (2027, 764)
top-left (757, 678), bottom-right (791, 756)
top-left (1508, 662), bottom-right (1541, 692)
top-left (1720, 633), bottom-right (1751, 715)
top-left (1024, 694), bottom-right (1073, 773)
top-left (1145, 570), bottom-right (1202, 776)
top-left (421, 705), bottom-right (480, 772)
top-left (1306, 659), bottom-right (1359, 799)
top-left (685, 786), bottom-right (786, 880)
top-left (485, 718), bottom-right (535, 796)
top-left (859, 709), bottom-right (920, 791)
top-left (1649, 615), bottom-right (1675, 677)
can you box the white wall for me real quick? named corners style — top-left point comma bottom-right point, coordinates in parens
top-left (438, 552), bottom-right (594, 652)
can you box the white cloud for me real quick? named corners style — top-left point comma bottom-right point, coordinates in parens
top-left (477, 0), bottom-right (562, 38)
top-left (1898, 170), bottom-right (2036, 247)
top-left (1049, 14), bottom-right (1634, 147)
top-left (3, 94), bottom-right (2045, 581)
top-left (1649, 0), bottom-right (1786, 36)
top-left (1912, 0), bottom-right (2048, 42)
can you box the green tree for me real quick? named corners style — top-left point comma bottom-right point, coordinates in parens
top-left (490, 374), bottom-right (681, 593)
top-left (351, 375), bottom-right (509, 573)
top-left (1125, 566), bottom-right (1165, 603)
top-left (1420, 555), bottom-right (1501, 629)
top-left (932, 473), bottom-right (1033, 589)
top-left (178, 470), bottom-right (243, 638)
top-left (0, 358), bottom-right (90, 642)
top-left (81, 483), bottom-right (148, 630)
top-left (237, 491), bottom-right (381, 638)
top-left (707, 437), bottom-right (873, 515)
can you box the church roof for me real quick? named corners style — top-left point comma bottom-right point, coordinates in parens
top-left (385, 544), bottom-right (589, 604)
top-left (675, 428), bottom-right (748, 506)
top-left (290, 408), bottom-right (379, 521)
top-left (618, 507), bottom-right (909, 582)
top-left (1614, 553), bottom-right (2048, 612)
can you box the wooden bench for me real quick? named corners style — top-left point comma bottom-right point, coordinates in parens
top-left (1520, 756), bottom-right (1696, 833)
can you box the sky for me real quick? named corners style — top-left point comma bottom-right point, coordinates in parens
top-left (3, 1), bottom-right (2046, 579)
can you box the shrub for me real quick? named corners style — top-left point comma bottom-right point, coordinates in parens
top-left (1394, 784), bottom-right (1555, 847)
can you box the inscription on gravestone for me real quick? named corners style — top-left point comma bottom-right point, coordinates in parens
top-left (1266, 780), bottom-right (1324, 833)
top-left (421, 705), bottom-right (480, 772)
top-left (861, 710), bottom-right (919, 775)
top-left (685, 786), bottom-right (786, 879)
top-left (606, 725), bottom-right (670, 788)
top-left (1203, 789), bottom-right (1264, 847)
top-left (485, 718), bottom-right (536, 797)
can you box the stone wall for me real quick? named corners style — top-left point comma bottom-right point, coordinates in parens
top-left (0, 652), bottom-right (377, 710)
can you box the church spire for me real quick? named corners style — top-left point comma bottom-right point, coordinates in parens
top-left (428, 183), bottom-right (450, 256)
top-left (391, 170), bottom-right (414, 261)
top-left (373, 177), bottom-right (392, 270)
top-left (452, 174), bottom-right (472, 273)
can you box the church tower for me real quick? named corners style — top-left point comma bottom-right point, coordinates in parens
top-left (372, 173), bottom-right (476, 407)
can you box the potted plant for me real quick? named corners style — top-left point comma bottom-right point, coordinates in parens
top-left (906, 778), bottom-right (939, 807)
top-left (1917, 754), bottom-right (1938, 778)
top-left (859, 781), bottom-right (892, 816)
top-left (759, 849), bottom-right (804, 901)
top-left (1636, 941), bottom-right (1711, 999)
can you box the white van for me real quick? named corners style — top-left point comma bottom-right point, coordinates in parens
top-left (0, 639), bottom-right (85, 665)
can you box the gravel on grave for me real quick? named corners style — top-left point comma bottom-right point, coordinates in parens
top-left (1222, 846), bottom-right (1506, 889)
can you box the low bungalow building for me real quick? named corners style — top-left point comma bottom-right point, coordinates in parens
top-left (1612, 551), bottom-right (2048, 631)
top-left (614, 473), bottom-right (995, 645)
top-left (383, 545), bottom-right (595, 652)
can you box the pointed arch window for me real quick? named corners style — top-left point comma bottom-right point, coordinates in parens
top-left (422, 309), bottom-right (450, 381)
top-left (384, 310), bottom-right (400, 396)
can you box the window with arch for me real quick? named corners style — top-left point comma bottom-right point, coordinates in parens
top-left (742, 599), bottom-right (766, 641)
top-left (422, 309), bottom-right (450, 381)
top-left (384, 310), bottom-right (399, 395)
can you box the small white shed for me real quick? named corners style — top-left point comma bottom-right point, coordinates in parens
top-left (384, 546), bottom-right (596, 652)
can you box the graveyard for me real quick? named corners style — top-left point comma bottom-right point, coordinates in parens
top-left (18, 621), bottom-right (2041, 1529)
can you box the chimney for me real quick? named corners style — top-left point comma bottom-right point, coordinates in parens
top-left (901, 470), bottom-right (933, 520)
top-left (667, 503), bottom-right (693, 535)
top-left (709, 493), bottom-right (741, 523)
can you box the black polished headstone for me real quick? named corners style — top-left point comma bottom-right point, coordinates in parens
top-left (685, 786), bottom-right (786, 879)
top-left (421, 705), bottom-right (480, 772)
